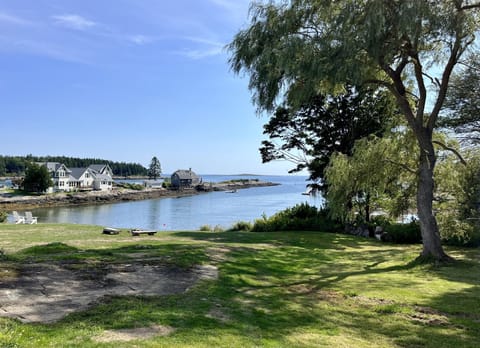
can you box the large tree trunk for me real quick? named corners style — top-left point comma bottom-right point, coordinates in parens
top-left (416, 135), bottom-right (451, 262)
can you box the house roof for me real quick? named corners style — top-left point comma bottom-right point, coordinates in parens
top-left (68, 174), bottom-right (80, 182)
top-left (38, 162), bottom-right (70, 173)
top-left (88, 164), bottom-right (106, 173)
top-left (172, 169), bottom-right (199, 180)
top-left (69, 168), bottom-right (89, 180)
top-left (94, 173), bottom-right (113, 181)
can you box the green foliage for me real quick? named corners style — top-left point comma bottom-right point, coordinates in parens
top-left (213, 225), bottom-right (224, 232)
top-left (0, 211), bottom-right (7, 223)
top-left (228, 221), bottom-right (253, 232)
top-left (260, 87), bottom-right (399, 185)
top-left (198, 225), bottom-right (224, 232)
top-left (0, 156), bottom-right (26, 175)
top-left (0, 155), bottom-right (148, 176)
top-left (148, 156), bottom-right (162, 180)
top-left (22, 162), bottom-right (53, 193)
top-left (437, 212), bottom-right (480, 247)
top-left (116, 182), bottom-right (144, 191)
top-left (441, 54), bottom-right (480, 145)
top-left (381, 222), bottom-right (422, 244)
top-left (325, 131), bottom-right (417, 223)
top-left (229, 0), bottom-right (480, 260)
top-left (435, 151), bottom-right (480, 246)
top-left (251, 203), bottom-right (339, 232)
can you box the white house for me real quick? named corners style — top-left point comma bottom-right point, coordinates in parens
top-left (38, 162), bottom-right (114, 192)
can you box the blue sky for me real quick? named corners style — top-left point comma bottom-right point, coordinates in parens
top-left (0, 0), bottom-right (298, 175)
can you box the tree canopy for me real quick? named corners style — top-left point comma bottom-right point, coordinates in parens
top-left (148, 156), bottom-right (162, 180)
top-left (0, 155), bottom-right (148, 177)
top-left (441, 55), bottom-right (480, 144)
top-left (260, 86), bottom-right (399, 190)
top-left (229, 0), bottom-right (480, 261)
top-left (23, 163), bottom-right (53, 193)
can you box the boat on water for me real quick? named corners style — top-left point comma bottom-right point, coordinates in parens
top-left (225, 189), bottom-right (237, 193)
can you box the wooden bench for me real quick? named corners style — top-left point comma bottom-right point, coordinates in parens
top-left (130, 229), bottom-right (157, 236)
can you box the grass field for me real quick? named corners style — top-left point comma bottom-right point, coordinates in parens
top-left (0, 223), bottom-right (479, 347)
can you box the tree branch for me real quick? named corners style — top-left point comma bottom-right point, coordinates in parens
top-left (383, 158), bottom-right (417, 174)
top-left (428, 31), bottom-right (471, 130)
top-left (432, 140), bottom-right (467, 165)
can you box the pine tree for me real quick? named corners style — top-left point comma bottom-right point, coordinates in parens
top-left (148, 157), bottom-right (162, 180)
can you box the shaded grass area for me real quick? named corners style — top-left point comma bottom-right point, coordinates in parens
top-left (0, 224), bottom-right (479, 347)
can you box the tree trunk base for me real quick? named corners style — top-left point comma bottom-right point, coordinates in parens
top-left (415, 252), bottom-right (455, 265)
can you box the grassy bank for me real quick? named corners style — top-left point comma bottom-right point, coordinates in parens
top-left (0, 224), bottom-right (479, 347)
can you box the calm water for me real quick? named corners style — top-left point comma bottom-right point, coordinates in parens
top-left (29, 175), bottom-right (323, 231)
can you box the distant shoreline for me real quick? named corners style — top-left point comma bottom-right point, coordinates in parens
top-left (0, 180), bottom-right (279, 211)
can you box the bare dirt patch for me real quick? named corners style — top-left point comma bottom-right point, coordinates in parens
top-left (94, 324), bottom-right (175, 343)
top-left (0, 262), bottom-right (217, 323)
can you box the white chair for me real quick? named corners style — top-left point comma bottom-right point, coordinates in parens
top-left (24, 212), bottom-right (38, 224)
top-left (12, 211), bottom-right (25, 224)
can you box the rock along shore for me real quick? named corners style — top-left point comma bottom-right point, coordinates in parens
top-left (0, 180), bottom-right (279, 211)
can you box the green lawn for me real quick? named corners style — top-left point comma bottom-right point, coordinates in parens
top-left (0, 223), bottom-right (479, 347)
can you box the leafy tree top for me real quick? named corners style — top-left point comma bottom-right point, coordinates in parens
top-left (229, 0), bottom-right (479, 132)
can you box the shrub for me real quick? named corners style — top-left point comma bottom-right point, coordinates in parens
top-left (0, 211), bottom-right (7, 223)
top-left (213, 225), bottom-right (224, 232)
top-left (198, 224), bottom-right (224, 232)
top-left (251, 203), bottom-right (340, 232)
top-left (228, 221), bottom-right (253, 232)
top-left (382, 222), bottom-right (422, 244)
top-left (116, 182), bottom-right (144, 190)
top-left (437, 211), bottom-right (480, 247)
top-left (370, 215), bottom-right (394, 228)
top-left (252, 214), bottom-right (270, 232)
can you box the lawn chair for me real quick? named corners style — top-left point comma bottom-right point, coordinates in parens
top-left (12, 211), bottom-right (25, 224)
top-left (24, 211), bottom-right (38, 224)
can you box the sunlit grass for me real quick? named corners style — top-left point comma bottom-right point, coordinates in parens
top-left (0, 224), bottom-right (479, 347)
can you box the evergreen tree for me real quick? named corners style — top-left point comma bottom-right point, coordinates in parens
top-left (148, 157), bottom-right (162, 180)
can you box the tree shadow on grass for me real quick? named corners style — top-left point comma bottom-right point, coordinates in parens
top-left (32, 243), bottom-right (478, 347)
top-left (2, 235), bottom-right (478, 347)
top-left (173, 230), bottom-right (389, 250)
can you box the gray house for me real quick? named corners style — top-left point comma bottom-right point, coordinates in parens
top-left (171, 169), bottom-right (201, 189)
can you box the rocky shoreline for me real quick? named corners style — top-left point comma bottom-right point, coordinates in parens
top-left (0, 180), bottom-right (279, 211)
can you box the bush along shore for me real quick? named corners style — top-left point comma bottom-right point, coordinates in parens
top-left (0, 179), bottom-right (279, 210)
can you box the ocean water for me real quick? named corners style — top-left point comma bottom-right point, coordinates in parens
top-left (29, 175), bottom-right (323, 231)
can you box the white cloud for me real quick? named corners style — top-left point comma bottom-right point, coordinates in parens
top-left (0, 36), bottom-right (92, 64)
top-left (52, 14), bottom-right (96, 31)
top-left (182, 46), bottom-right (223, 59)
top-left (177, 37), bottom-right (225, 59)
top-left (0, 11), bottom-right (32, 26)
top-left (126, 34), bottom-right (154, 45)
